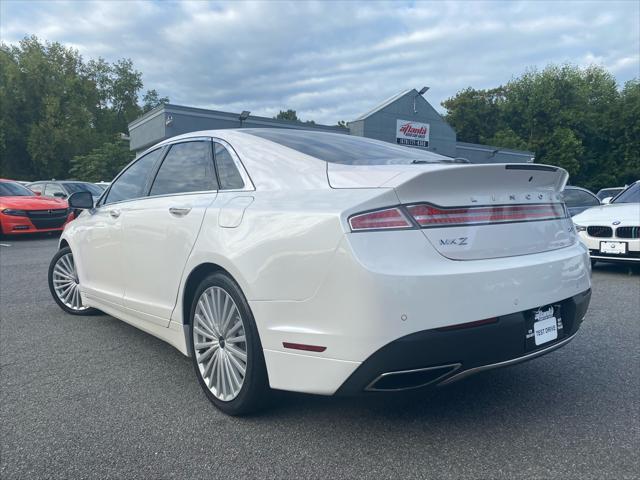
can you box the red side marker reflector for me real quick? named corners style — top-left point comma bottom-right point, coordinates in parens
top-left (435, 317), bottom-right (498, 332)
top-left (283, 342), bottom-right (327, 352)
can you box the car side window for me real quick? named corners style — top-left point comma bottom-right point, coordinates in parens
top-left (214, 143), bottom-right (245, 190)
top-left (150, 141), bottom-right (217, 196)
top-left (29, 184), bottom-right (44, 194)
top-left (44, 183), bottom-right (66, 198)
top-left (105, 148), bottom-right (163, 204)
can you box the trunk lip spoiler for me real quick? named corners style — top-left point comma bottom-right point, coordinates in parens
top-left (505, 164), bottom-right (558, 172)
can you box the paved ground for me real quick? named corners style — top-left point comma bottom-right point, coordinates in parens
top-left (1, 235), bottom-right (639, 479)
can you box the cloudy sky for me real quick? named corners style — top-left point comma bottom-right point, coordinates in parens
top-left (1, 0), bottom-right (638, 124)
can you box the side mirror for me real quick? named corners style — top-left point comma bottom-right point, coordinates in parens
top-left (602, 197), bottom-right (612, 204)
top-left (68, 191), bottom-right (93, 209)
top-left (34, 191), bottom-right (41, 196)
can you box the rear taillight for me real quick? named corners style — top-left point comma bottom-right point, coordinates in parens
top-left (348, 203), bottom-right (567, 232)
top-left (348, 207), bottom-right (412, 231)
top-left (405, 203), bottom-right (567, 228)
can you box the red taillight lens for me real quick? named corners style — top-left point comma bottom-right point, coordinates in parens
top-left (405, 203), bottom-right (567, 227)
top-left (349, 207), bottom-right (413, 231)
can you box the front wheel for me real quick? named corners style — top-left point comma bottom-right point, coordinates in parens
top-left (189, 272), bottom-right (270, 415)
top-left (48, 246), bottom-right (99, 315)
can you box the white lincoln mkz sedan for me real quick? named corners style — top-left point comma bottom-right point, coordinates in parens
top-left (49, 129), bottom-right (592, 415)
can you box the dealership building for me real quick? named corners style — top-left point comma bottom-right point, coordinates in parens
top-left (128, 88), bottom-right (534, 163)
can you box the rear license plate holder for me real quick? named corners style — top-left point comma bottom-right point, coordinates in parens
top-left (525, 304), bottom-right (563, 351)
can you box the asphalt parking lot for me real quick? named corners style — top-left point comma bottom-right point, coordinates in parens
top-left (1, 235), bottom-right (638, 479)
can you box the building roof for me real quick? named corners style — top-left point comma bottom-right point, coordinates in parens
top-left (128, 103), bottom-right (347, 132)
top-left (350, 89), bottom-right (414, 122)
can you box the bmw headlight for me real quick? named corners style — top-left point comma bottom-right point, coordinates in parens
top-left (574, 223), bottom-right (587, 232)
top-left (2, 208), bottom-right (28, 216)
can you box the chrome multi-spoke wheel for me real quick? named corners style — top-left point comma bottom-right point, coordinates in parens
top-left (48, 246), bottom-right (98, 316)
top-left (52, 252), bottom-right (88, 311)
top-left (193, 286), bottom-right (248, 401)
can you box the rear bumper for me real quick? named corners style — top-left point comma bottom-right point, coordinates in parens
top-left (336, 288), bottom-right (590, 394)
top-left (253, 232), bottom-right (591, 395)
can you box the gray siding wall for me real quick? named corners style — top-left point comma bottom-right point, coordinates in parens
top-left (356, 92), bottom-right (457, 157)
top-left (129, 110), bottom-right (166, 152)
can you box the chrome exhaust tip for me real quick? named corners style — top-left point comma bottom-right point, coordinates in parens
top-left (365, 363), bottom-right (461, 392)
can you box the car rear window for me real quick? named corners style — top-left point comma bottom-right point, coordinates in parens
top-left (562, 188), bottom-right (599, 207)
top-left (243, 129), bottom-right (448, 165)
top-left (65, 182), bottom-right (104, 196)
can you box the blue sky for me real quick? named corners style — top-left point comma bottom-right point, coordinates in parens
top-left (1, 0), bottom-right (638, 124)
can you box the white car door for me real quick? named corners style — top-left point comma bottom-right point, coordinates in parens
top-left (121, 140), bottom-right (218, 325)
top-left (75, 148), bottom-right (164, 306)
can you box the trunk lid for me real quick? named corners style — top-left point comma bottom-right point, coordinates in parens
top-left (331, 162), bottom-right (575, 260)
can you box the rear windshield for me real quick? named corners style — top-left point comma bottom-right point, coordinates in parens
top-left (612, 183), bottom-right (639, 204)
top-left (597, 188), bottom-right (623, 199)
top-left (64, 182), bottom-right (104, 196)
top-left (0, 182), bottom-right (34, 196)
top-left (244, 129), bottom-right (449, 165)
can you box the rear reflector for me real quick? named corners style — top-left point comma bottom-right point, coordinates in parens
top-left (406, 203), bottom-right (566, 228)
top-left (283, 342), bottom-right (327, 352)
top-left (349, 207), bottom-right (412, 231)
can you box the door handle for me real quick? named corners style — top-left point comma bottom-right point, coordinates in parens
top-left (109, 209), bottom-right (121, 219)
top-left (169, 207), bottom-right (192, 217)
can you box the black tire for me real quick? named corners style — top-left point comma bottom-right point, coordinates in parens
top-left (48, 246), bottom-right (99, 316)
top-left (189, 272), bottom-right (270, 415)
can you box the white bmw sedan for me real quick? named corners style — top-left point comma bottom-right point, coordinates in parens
top-left (573, 181), bottom-right (640, 265)
top-left (49, 129), bottom-right (592, 415)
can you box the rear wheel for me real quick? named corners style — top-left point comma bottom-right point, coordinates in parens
top-left (189, 272), bottom-right (270, 415)
top-left (48, 247), bottom-right (98, 315)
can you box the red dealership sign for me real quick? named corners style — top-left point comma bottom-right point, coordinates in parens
top-left (396, 119), bottom-right (430, 148)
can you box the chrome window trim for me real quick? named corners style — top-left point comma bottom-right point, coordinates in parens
top-left (152, 135), bottom-right (254, 192)
top-left (99, 135), bottom-right (255, 209)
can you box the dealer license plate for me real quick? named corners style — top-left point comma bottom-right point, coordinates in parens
top-left (600, 241), bottom-right (627, 255)
top-left (532, 307), bottom-right (558, 346)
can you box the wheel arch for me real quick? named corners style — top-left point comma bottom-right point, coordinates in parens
top-left (180, 262), bottom-right (253, 358)
top-left (182, 262), bottom-right (239, 328)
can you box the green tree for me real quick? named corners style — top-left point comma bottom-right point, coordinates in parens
top-left (142, 89), bottom-right (170, 113)
top-left (615, 80), bottom-right (640, 185)
top-left (69, 138), bottom-right (135, 182)
top-left (442, 64), bottom-right (634, 190)
top-left (0, 35), bottom-right (168, 181)
top-left (275, 109), bottom-right (300, 121)
top-left (442, 87), bottom-right (505, 144)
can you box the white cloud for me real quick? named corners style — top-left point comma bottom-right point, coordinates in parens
top-left (1, 0), bottom-right (638, 124)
